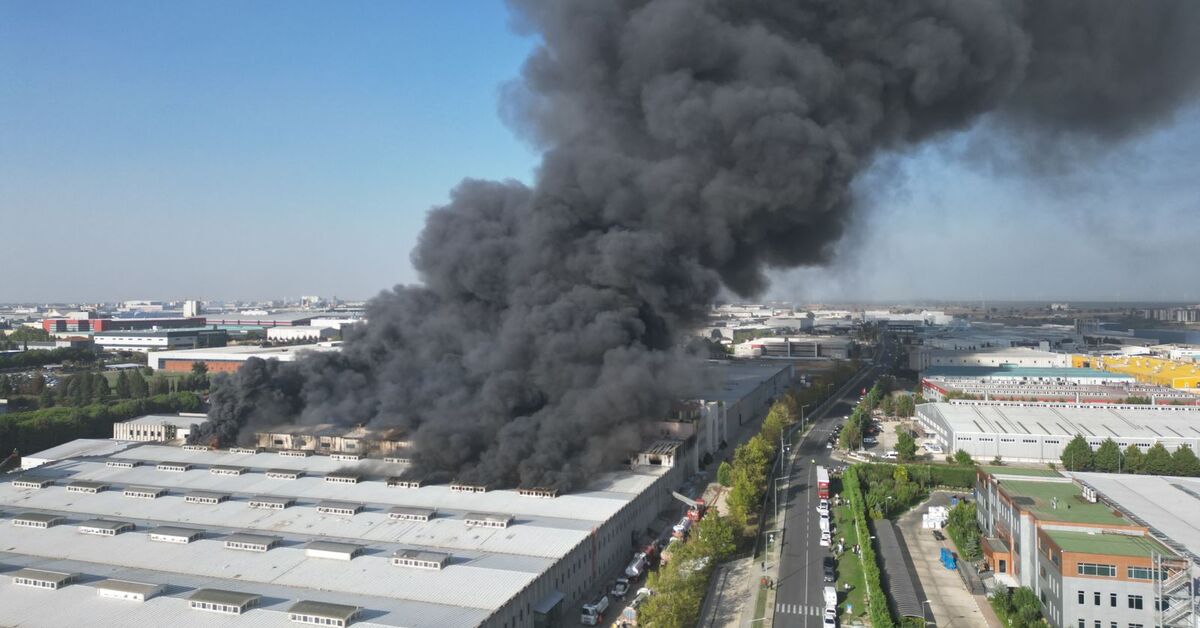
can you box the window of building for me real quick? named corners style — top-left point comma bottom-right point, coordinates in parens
top-left (1128, 624), bottom-right (1143, 628)
top-left (1078, 620), bottom-right (1085, 628)
top-left (1127, 566), bottom-right (1166, 580)
top-left (1094, 592), bottom-right (1101, 606)
top-left (1128, 595), bottom-right (1143, 610)
top-left (1110, 593), bottom-right (1117, 607)
top-left (1077, 563), bottom-right (1117, 577)
top-left (1094, 621), bottom-right (1101, 628)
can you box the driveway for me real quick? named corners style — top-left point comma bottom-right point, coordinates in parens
top-left (895, 492), bottom-right (989, 628)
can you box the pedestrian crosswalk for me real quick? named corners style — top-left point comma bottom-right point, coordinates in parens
top-left (775, 603), bottom-right (825, 616)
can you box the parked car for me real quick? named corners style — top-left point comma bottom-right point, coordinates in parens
top-left (823, 556), bottom-right (836, 582)
top-left (823, 608), bottom-right (838, 628)
top-left (820, 531), bottom-right (832, 547)
top-left (611, 578), bottom-right (630, 600)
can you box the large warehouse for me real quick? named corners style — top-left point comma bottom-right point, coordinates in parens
top-left (918, 401), bottom-right (1200, 462)
top-left (0, 441), bottom-right (684, 627)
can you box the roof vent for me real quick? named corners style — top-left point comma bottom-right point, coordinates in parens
top-left (149, 526), bottom-right (203, 544)
top-left (156, 462), bottom-right (191, 472)
top-left (66, 481), bottom-right (108, 494)
top-left (106, 460), bottom-right (140, 469)
top-left (78, 519), bottom-right (134, 536)
top-left (287, 600), bottom-right (362, 626)
top-left (386, 477), bottom-right (422, 489)
top-left (12, 512), bottom-right (66, 529)
top-left (304, 541), bottom-right (364, 561)
top-left (182, 444), bottom-right (211, 452)
top-left (280, 450), bottom-right (312, 458)
top-left (463, 512), bottom-right (513, 529)
top-left (123, 486), bottom-right (167, 499)
top-left (266, 468), bottom-right (304, 480)
top-left (384, 456), bottom-right (411, 464)
top-left (188, 588), bottom-right (261, 615)
top-left (12, 477), bottom-right (54, 489)
top-left (185, 491), bottom-right (228, 504)
top-left (324, 472), bottom-right (361, 485)
top-left (95, 579), bottom-right (163, 602)
top-left (518, 487), bottom-right (558, 499)
top-left (388, 506), bottom-right (436, 522)
top-left (224, 533), bottom-right (281, 552)
top-left (209, 465), bottom-right (247, 476)
top-left (248, 496), bottom-right (294, 510)
top-left (229, 447), bottom-right (261, 454)
top-left (316, 501), bottom-right (363, 516)
top-left (390, 549), bottom-right (450, 570)
top-left (450, 482), bottom-right (489, 494)
top-left (11, 568), bottom-right (77, 590)
top-left (329, 453), bottom-right (361, 462)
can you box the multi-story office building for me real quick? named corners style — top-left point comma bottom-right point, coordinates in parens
top-left (974, 468), bottom-right (1197, 628)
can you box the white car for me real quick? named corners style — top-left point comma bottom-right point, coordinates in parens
top-left (819, 498), bottom-right (830, 510)
top-left (824, 608), bottom-right (838, 628)
top-left (816, 503), bottom-right (829, 516)
top-left (883, 451), bottom-right (897, 460)
top-left (826, 441), bottom-right (833, 449)
top-left (820, 531), bottom-right (831, 547)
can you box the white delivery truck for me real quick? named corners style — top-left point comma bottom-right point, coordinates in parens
top-left (580, 594), bottom-right (610, 626)
top-left (824, 585), bottom-right (838, 610)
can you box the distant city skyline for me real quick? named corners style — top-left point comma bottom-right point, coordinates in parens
top-left (3, 2), bottom-right (1198, 303)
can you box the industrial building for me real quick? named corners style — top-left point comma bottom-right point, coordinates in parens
top-left (267, 326), bottom-right (338, 343)
top-left (909, 347), bottom-right (1072, 371)
top-left (41, 314), bottom-right (206, 334)
top-left (918, 401), bottom-right (1200, 463)
top-left (1074, 354), bottom-right (1200, 391)
top-left (111, 413), bottom-right (211, 443)
top-left (252, 424), bottom-right (409, 457)
top-left (145, 342), bottom-right (342, 373)
top-left (1, 361), bottom-right (790, 627)
top-left (974, 467), bottom-right (1195, 628)
top-left (93, 327), bottom-right (228, 352)
top-left (732, 336), bottom-right (854, 360)
top-left (921, 372), bottom-right (1197, 406)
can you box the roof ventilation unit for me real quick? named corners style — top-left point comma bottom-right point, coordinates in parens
top-left (149, 526), bottom-right (204, 544)
top-left (156, 462), bottom-right (191, 472)
top-left (224, 533), bottom-right (281, 552)
top-left (316, 500), bottom-right (363, 516)
top-left (450, 482), bottom-right (489, 494)
top-left (464, 512), bottom-right (513, 529)
top-left (123, 486), bottom-right (167, 499)
top-left (182, 444), bottom-right (211, 452)
top-left (280, 450), bottom-right (312, 458)
top-left (304, 541), bottom-right (364, 561)
top-left (106, 460), bottom-right (140, 469)
top-left (390, 549), bottom-right (451, 570)
top-left (518, 487), bottom-right (558, 499)
top-left (12, 512), bottom-right (66, 529)
top-left (324, 472), bottom-right (361, 485)
top-left (78, 519), bottom-right (134, 536)
top-left (12, 477), bottom-right (53, 489)
top-left (383, 456), bottom-right (411, 464)
top-left (329, 453), bottom-right (361, 462)
top-left (229, 447), bottom-right (261, 454)
top-left (11, 568), bottom-right (77, 590)
top-left (386, 477), bottom-right (422, 489)
top-left (266, 468), bottom-right (305, 480)
top-left (209, 465), bottom-right (247, 476)
top-left (185, 490), bottom-right (228, 504)
top-left (287, 600), bottom-right (362, 627)
top-left (388, 506), bottom-right (436, 522)
top-left (95, 579), bottom-right (163, 602)
top-left (248, 496), bottom-right (294, 510)
top-left (66, 481), bottom-right (108, 494)
top-left (188, 588), bottom-right (261, 615)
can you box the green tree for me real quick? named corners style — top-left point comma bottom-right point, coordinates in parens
top-left (150, 373), bottom-right (170, 396)
top-left (1144, 442), bottom-right (1174, 475)
top-left (896, 394), bottom-right (916, 418)
top-left (693, 512), bottom-right (737, 561)
top-left (38, 387), bottom-right (55, 408)
top-left (1008, 587), bottom-right (1044, 627)
top-left (1123, 444), bottom-right (1145, 474)
top-left (896, 431), bottom-right (917, 462)
top-left (115, 371), bottom-right (132, 398)
top-left (27, 372), bottom-right (46, 395)
top-left (726, 471), bottom-right (759, 529)
top-left (0, 374), bottom-right (12, 397)
top-left (1093, 438), bottom-right (1121, 473)
top-left (128, 369), bottom-right (149, 398)
top-left (880, 395), bottom-right (895, 417)
top-left (191, 361), bottom-right (208, 375)
top-left (953, 449), bottom-right (975, 466)
top-left (761, 403), bottom-right (788, 448)
top-left (1060, 435), bottom-right (1094, 471)
top-left (716, 461), bottom-right (733, 487)
top-left (1172, 445), bottom-right (1200, 477)
top-left (946, 502), bottom-right (982, 560)
top-left (92, 373), bottom-right (111, 402)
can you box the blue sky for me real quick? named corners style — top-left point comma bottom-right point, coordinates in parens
top-left (2, 2), bottom-right (1197, 303)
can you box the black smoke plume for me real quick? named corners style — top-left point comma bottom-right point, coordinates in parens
top-left (198, 0), bottom-right (1200, 490)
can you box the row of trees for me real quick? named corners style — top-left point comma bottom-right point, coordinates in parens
top-left (0, 391), bottom-right (202, 456)
top-left (638, 511), bottom-right (738, 626)
top-left (1, 366), bottom-right (209, 410)
top-left (0, 347), bottom-right (98, 370)
top-left (843, 465), bottom-right (894, 628)
top-left (1060, 434), bottom-right (1200, 476)
top-left (721, 394), bottom-right (800, 533)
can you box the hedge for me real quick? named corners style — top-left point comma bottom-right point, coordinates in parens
top-left (0, 392), bottom-right (202, 456)
top-left (844, 465), bottom-right (895, 628)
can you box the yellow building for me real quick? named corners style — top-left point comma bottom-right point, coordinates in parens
top-left (1074, 354), bottom-right (1200, 390)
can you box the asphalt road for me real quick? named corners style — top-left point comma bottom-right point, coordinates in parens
top-left (773, 337), bottom-right (894, 628)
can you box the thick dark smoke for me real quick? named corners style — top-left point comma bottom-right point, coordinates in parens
top-left (198, 0), bottom-right (1200, 490)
